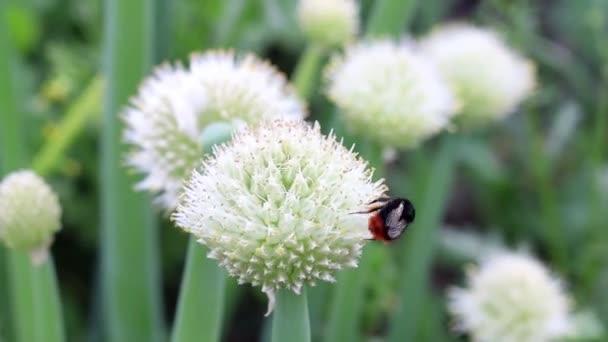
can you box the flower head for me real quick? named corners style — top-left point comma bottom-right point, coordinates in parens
top-left (448, 252), bottom-right (573, 342)
top-left (297, 0), bottom-right (358, 47)
top-left (173, 119), bottom-right (386, 313)
top-left (420, 24), bottom-right (535, 126)
top-left (123, 51), bottom-right (306, 209)
top-left (325, 40), bottom-right (457, 149)
top-left (0, 170), bottom-right (61, 262)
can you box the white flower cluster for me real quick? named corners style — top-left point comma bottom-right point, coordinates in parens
top-left (421, 24), bottom-right (535, 126)
top-left (448, 252), bottom-right (572, 342)
top-left (123, 51), bottom-right (306, 209)
top-left (297, 0), bottom-right (359, 47)
top-left (0, 170), bottom-right (62, 262)
top-left (326, 40), bottom-right (458, 149)
top-left (325, 24), bottom-right (536, 147)
top-left (173, 119), bottom-right (386, 311)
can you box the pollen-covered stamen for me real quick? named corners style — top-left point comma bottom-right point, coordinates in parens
top-left (173, 119), bottom-right (387, 313)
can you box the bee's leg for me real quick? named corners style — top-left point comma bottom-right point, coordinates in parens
top-left (368, 196), bottom-right (390, 205)
top-left (349, 206), bottom-right (381, 215)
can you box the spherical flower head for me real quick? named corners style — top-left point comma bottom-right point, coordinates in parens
top-left (0, 170), bottom-right (61, 261)
top-left (420, 24), bottom-right (535, 126)
top-left (325, 40), bottom-right (458, 149)
top-left (173, 119), bottom-right (386, 313)
top-left (448, 252), bottom-right (573, 342)
top-left (297, 0), bottom-right (358, 47)
top-left (123, 51), bottom-right (306, 209)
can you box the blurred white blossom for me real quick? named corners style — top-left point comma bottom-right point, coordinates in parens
top-left (325, 40), bottom-right (457, 149)
top-left (123, 51), bottom-right (306, 209)
top-left (421, 24), bottom-right (535, 126)
top-left (173, 119), bottom-right (386, 314)
top-left (297, 0), bottom-right (358, 47)
top-left (0, 170), bottom-right (61, 263)
top-left (448, 252), bottom-right (573, 342)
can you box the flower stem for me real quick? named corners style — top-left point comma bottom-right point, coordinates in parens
top-left (8, 252), bottom-right (65, 342)
top-left (523, 112), bottom-right (568, 271)
top-left (100, 0), bottom-right (165, 340)
top-left (271, 288), bottom-right (311, 342)
top-left (323, 140), bottom-right (384, 342)
top-left (171, 240), bottom-right (226, 342)
top-left (32, 77), bottom-right (103, 177)
top-left (292, 44), bottom-right (324, 100)
top-left (171, 122), bottom-right (232, 342)
top-left (324, 247), bottom-right (374, 342)
top-left (388, 137), bottom-right (456, 342)
top-left (1, 9), bottom-right (64, 341)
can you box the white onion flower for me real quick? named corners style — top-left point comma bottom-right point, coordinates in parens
top-left (325, 40), bottom-right (458, 149)
top-left (297, 0), bottom-right (358, 47)
top-left (0, 170), bottom-right (62, 263)
top-left (123, 51), bottom-right (306, 209)
top-left (421, 24), bottom-right (535, 126)
top-left (448, 252), bottom-right (573, 342)
top-left (173, 119), bottom-right (386, 314)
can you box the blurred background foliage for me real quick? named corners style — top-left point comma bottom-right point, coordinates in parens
top-left (1, 0), bottom-right (607, 340)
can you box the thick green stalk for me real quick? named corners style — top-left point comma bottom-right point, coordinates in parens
top-left (581, 82), bottom-right (608, 294)
top-left (171, 123), bottom-right (231, 342)
top-left (100, 0), bottom-right (164, 340)
top-left (271, 289), bottom-right (311, 342)
top-left (171, 240), bottom-right (226, 342)
top-left (324, 244), bottom-right (378, 342)
top-left (1, 6), bottom-right (64, 341)
top-left (524, 112), bottom-right (567, 271)
top-left (365, 0), bottom-right (418, 37)
top-left (292, 45), bottom-right (324, 100)
top-left (324, 141), bottom-right (383, 342)
top-left (323, 1), bottom-right (415, 334)
top-left (388, 138), bottom-right (456, 342)
top-left (32, 77), bottom-right (103, 176)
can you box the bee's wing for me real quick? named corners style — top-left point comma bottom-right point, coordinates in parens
top-left (387, 220), bottom-right (407, 239)
top-left (385, 203), bottom-right (407, 239)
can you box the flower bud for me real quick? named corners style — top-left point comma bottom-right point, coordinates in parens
top-left (297, 0), bottom-right (358, 47)
top-left (0, 170), bottom-right (62, 262)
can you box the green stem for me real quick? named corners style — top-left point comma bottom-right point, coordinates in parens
top-left (388, 138), bottom-right (456, 342)
top-left (324, 141), bottom-right (383, 342)
top-left (324, 246), bottom-right (376, 342)
top-left (171, 240), bottom-right (226, 342)
top-left (365, 0), bottom-right (418, 37)
top-left (581, 81), bottom-right (608, 295)
top-left (292, 44), bottom-right (324, 100)
top-left (171, 123), bottom-right (232, 342)
top-left (1, 5), bottom-right (64, 341)
top-left (32, 77), bottom-right (103, 176)
top-left (100, 0), bottom-right (164, 340)
top-left (8, 252), bottom-right (65, 342)
top-left (524, 112), bottom-right (568, 271)
top-left (271, 289), bottom-right (310, 342)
